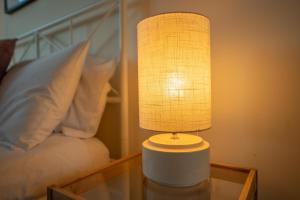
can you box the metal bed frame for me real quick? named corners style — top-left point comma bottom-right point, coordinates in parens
top-left (14, 0), bottom-right (129, 157)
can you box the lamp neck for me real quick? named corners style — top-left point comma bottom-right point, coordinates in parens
top-left (171, 132), bottom-right (179, 140)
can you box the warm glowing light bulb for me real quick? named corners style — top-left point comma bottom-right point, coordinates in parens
top-left (166, 72), bottom-right (185, 97)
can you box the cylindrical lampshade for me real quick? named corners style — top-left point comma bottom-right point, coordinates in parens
top-left (138, 13), bottom-right (211, 132)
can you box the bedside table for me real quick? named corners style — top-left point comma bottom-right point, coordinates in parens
top-left (47, 153), bottom-right (257, 200)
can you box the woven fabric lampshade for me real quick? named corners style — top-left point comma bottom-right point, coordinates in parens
top-left (138, 13), bottom-right (211, 133)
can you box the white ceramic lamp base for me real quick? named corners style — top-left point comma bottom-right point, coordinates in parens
top-left (142, 133), bottom-right (210, 187)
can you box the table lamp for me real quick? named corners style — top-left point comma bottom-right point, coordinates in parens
top-left (138, 12), bottom-right (211, 187)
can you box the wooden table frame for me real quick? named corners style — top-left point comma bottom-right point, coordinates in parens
top-left (48, 153), bottom-right (257, 200)
top-left (211, 162), bottom-right (257, 200)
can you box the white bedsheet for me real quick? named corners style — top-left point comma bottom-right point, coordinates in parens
top-left (0, 134), bottom-right (110, 200)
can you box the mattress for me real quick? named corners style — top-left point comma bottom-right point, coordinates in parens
top-left (0, 133), bottom-right (110, 200)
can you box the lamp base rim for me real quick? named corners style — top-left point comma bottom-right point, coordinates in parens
top-left (142, 135), bottom-right (210, 187)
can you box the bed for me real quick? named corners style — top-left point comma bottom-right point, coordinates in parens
top-left (0, 134), bottom-right (110, 199)
top-left (0, 0), bottom-right (129, 199)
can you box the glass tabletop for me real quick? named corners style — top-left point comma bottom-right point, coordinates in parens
top-left (62, 154), bottom-right (252, 200)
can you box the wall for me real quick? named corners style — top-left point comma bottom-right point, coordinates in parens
top-left (0, 1), bottom-right (4, 38)
top-left (2, 0), bottom-right (99, 36)
top-left (140, 0), bottom-right (299, 199)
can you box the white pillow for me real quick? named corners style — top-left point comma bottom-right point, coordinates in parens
top-left (0, 41), bottom-right (90, 150)
top-left (57, 56), bottom-right (116, 138)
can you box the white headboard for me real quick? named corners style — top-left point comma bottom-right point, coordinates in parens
top-left (13, 0), bottom-right (129, 158)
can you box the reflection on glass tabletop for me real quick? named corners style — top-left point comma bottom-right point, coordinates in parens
top-left (47, 153), bottom-right (257, 200)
